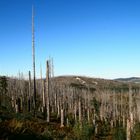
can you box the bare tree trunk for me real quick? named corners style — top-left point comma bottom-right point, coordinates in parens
top-left (28, 71), bottom-right (31, 112)
top-left (32, 6), bottom-right (37, 117)
top-left (127, 119), bottom-right (131, 140)
top-left (43, 80), bottom-right (47, 119)
top-left (15, 104), bottom-right (18, 113)
top-left (93, 109), bottom-right (96, 126)
top-left (87, 108), bottom-right (90, 122)
top-left (40, 65), bottom-right (46, 113)
top-left (40, 65), bottom-right (46, 119)
top-left (11, 95), bottom-right (15, 108)
top-left (87, 88), bottom-right (90, 123)
top-left (123, 115), bottom-right (125, 128)
top-left (66, 118), bottom-right (69, 127)
top-left (79, 98), bottom-right (82, 124)
top-left (74, 101), bottom-right (77, 122)
top-left (42, 80), bottom-right (45, 111)
top-left (20, 97), bottom-right (23, 112)
top-left (129, 85), bottom-right (133, 130)
top-left (60, 109), bottom-right (64, 127)
top-left (57, 101), bottom-right (60, 117)
top-left (54, 92), bottom-right (57, 112)
top-left (46, 60), bottom-right (50, 122)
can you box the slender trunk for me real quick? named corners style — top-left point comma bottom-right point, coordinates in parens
top-left (87, 108), bottom-right (90, 122)
top-left (66, 118), bottom-right (69, 127)
top-left (79, 99), bottom-right (82, 124)
top-left (11, 95), bottom-right (15, 108)
top-left (129, 86), bottom-right (133, 130)
top-left (15, 104), bottom-right (18, 113)
top-left (54, 92), bottom-right (57, 112)
top-left (32, 6), bottom-right (36, 117)
top-left (74, 101), bottom-right (77, 122)
top-left (28, 71), bottom-right (31, 112)
top-left (127, 119), bottom-right (131, 140)
top-left (43, 80), bottom-right (47, 119)
top-left (57, 101), bottom-right (60, 117)
top-left (60, 109), bottom-right (64, 127)
top-left (40, 65), bottom-right (46, 113)
top-left (42, 80), bottom-right (45, 110)
top-left (123, 115), bottom-right (125, 128)
top-left (46, 60), bottom-right (50, 122)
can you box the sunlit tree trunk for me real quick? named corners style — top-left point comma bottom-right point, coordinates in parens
top-left (46, 60), bottom-right (50, 122)
top-left (79, 98), bottom-right (82, 124)
top-left (127, 119), bottom-right (131, 140)
top-left (129, 85), bottom-right (133, 129)
top-left (60, 109), bottom-right (64, 127)
top-left (74, 101), bottom-right (77, 122)
top-left (28, 71), bottom-right (31, 112)
top-left (32, 6), bottom-right (37, 117)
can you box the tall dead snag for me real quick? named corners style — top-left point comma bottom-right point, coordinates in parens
top-left (28, 71), bottom-right (31, 112)
top-left (32, 6), bottom-right (37, 117)
top-left (49, 58), bottom-right (55, 113)
top-left (48, 59), bottom-right (53, 113)
top-left (46, 60), bottom-right (50, 122)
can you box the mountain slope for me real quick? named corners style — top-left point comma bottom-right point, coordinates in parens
top-left (115, 77), bottom-right (140, 83)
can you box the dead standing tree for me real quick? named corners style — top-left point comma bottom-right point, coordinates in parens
top-left (46, 60), bottom-right (50, 122)
top-left (40, 65), bottom-right (47, 119)
top-left (32, 6), bottom-right (37, 117)
top-left (28, 71), bottom-right (31, 112)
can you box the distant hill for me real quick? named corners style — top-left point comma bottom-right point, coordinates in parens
top-left (115, 77), bottom-right (140, 83)
top-left (2, 75), bottom-right (140, 91)
top-left (52, 75), bottom-right (140, 90)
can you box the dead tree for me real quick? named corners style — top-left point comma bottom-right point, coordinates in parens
top-left (40, 65), bottom-right (46, 119)
top-left (79, 98), bottom-right (82, 124)
top-left (74, 101), bottom-right (77, 122)
top-left (46, 60), bottom-right (50, 122)
top-left (32, 6), bottom-right (37, 117)
top-left (60, 109), bottom-right (64, 127)
top-left (129, 85), bottom-right (133, 128)
top-left (28, 71), bottom-right (31, 112)
top-left (127, 119), bottom-right (131, 140)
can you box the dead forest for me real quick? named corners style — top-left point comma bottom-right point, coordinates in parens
top-left (1, 68), bottom-right (140, 139)
top-left (1, 7), bottom-right (140, 140)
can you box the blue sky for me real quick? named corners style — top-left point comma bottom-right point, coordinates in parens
top-left (0, 0), bottom-right (140, 79)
